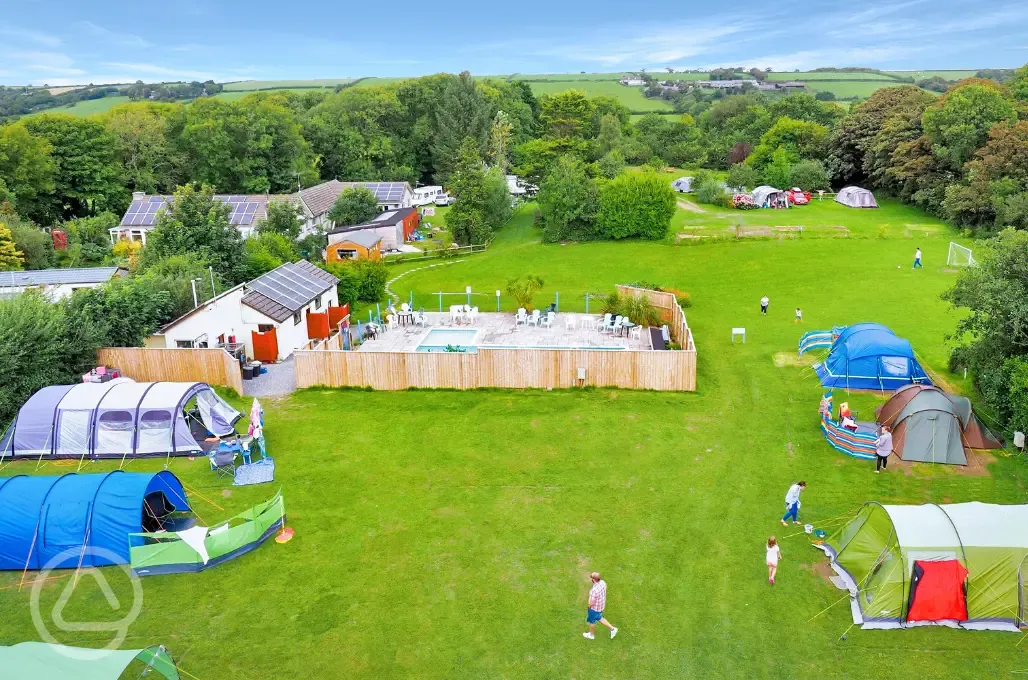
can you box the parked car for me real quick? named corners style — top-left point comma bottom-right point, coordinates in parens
top-left (786, 188), bottom-right (811, 205)
top-left (434, 193), bottom-right (455, 206)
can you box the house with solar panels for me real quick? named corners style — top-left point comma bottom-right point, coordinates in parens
top-left (0, 267), bottom-right (125, 301)
top-left (325, 206), bottom-right (419, 262)
top-left (146, 260), bottom-right (340, 362)
top-left (111, 191), bottom-right (284, 244)
top-left (296, 180), bottom-right (414, 235)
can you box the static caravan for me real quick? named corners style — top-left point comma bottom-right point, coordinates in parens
top-left (412, 185), bottom-right (445, 207)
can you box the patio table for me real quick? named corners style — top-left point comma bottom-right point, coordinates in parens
top-left (397, 311), bottom-right (414, 326)
top-left (618, 321), bottom-right (636, 337)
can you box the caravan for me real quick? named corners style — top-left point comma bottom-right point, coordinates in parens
top-left (412, 185), bottom-right (445, 207)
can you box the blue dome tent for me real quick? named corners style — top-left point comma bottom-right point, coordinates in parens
top-left (814, 323), bottom-right (931, 391)
top-left (0, 380), bottom-right (240, 461)
top-left (0, 471), bottom-right (190, 570)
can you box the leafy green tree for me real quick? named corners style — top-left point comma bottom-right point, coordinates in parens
top-left (994, 192), bottom-right (1028, 230)
top-left (181, 94), bottom-right (317, 193)
top-left (0, 123), bottom-right (55, 223)
top-left (1006, 64), bottom-right (1028, 102)
top-left (596, 113), bottom-right (624, 156)
top-left (922, 83), bottom-right (1017, 167)
top-left (767, 93), bottom-right (844, 128)
top-left (0, 222), bottom-right (24, 270)
top-left (138, 254), bottom-right (221, 317)
top-left (99, 102), bottom-right (185, 194)
top-left (590, 97), bottom-right (631, 136)
top-left (597, 149), bottom-right (626, 179)
top-left (432, 72), bottom-right (494, 185)
top-left (748, 117), bottom-right (829, 169)
top-left (447, 138), bottom-right (505, 245)
top-left (539, 90), bottom-right (594, 140)
top-left (513, 137), bottom-right (589, 185)
top-left (505, 275), bottom-right (544, 309)
top-left (944, 228), bottom-right (1028, 426)
top-left (354, 259), bottom-right (387, 302)
top-left (635, 113), bottom-right (706, 167)
top-left (726, 163), bottom-right (759, 190)
top-left (63, 212), bottom-right (117, 264)
top-left (596, 171), bottom-right (676, 240)
top-left (762, 148), bottom-right (793, 188)
top-left (488, 110), bottom-right (514, 172)
top-left (788, 159), bottom-right (829, 190)
top-left (328, 187), bottom-right (379, 227)
top-left (537, 155), bottom-right (599, 242)
top-left (141, 184), bottom-right (247, 284)
top-left (257, 199), bottom-right (305, 240)
top-left (694, 177), bottom-right (726, 205)
top-left (21, 114), bottom-right (125, 221)
top-left (0, 293), bottom-right (99, 424)
top-left (297, 233), bottom-right (327, 264)
top-left (66, 277), bottom-right (174, 347)
top-left (243, 232), bottom-right (300, 280)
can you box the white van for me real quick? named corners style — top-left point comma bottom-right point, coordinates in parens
top-left (412, 185), bottom-right (444, 207)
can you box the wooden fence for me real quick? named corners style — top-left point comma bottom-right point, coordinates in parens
top-left (615, 285), bottom-right (696, 351)
top-left (295, 347), bottom-right (695, 391)
top-left (97, 347), bottom-right (244, 395)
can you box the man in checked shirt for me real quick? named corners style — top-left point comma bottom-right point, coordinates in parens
top-left (583, 572), bottom-right (618, 639)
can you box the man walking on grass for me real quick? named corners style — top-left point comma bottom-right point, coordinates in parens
top-left (913, 247), bottom-right (923, 269)
top-left (781, 480), bottom-right (806, 526)
top-left (583, 572), bottom-right (618, 640)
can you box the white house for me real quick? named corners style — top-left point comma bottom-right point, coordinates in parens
top-left (296, 180), bottom-right (414, 235)
top-left (112, 192), bottom-right (283, 244)
top-left (145, 260), bottom-right (339, 362)
top-left (0, 267), bottom-right (125, 301)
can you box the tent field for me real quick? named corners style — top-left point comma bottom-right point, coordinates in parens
top-left (1, 204), bottom-right (1025, 679)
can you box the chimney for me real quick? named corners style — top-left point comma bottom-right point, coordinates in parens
top-left (132, 191), bottom-right (146, 200)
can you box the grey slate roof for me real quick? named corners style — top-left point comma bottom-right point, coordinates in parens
top-left (332, 230), bottom-right (384, 249)
top-left (325, 206), bottom-right (416, 236)
top-left (0, 267), bottom-right (122, 287)
top-left (298, 180), bottom-right (411, 217)
top-left (241, 260), bottom-right (339, 323)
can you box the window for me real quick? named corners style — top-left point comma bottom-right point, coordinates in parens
top-left (315, 294), bottom-right (322, 309)
top-left (336, 248), bottom-right (358, 260)
top-left (294, 312), bottom-right (302, 326)
top-left (258, 324), bottom-right (274, 333)
top-left (175, 340), bottom-right (195, 348)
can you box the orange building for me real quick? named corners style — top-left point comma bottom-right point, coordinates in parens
top-left (326, 231), bottom-right (383, 262)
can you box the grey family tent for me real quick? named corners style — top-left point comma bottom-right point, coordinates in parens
top-left (0, 379), bottom-right (240, 460)
top-left (875, 384), bottom-right (1003, 465)
top-left (0, 642), bottom-right (179, 680)
top-left (819, 502), bottom-right (1028, 631)
top-left (835, 186), bottom-right (878, 208)
top-left (750, 185), bottom-right (786, 208)
top-left (0, 471), bottom-right (190, 570)
top-left (671, 176), bottom-right (694, 192)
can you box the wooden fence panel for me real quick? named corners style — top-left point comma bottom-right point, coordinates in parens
top-left (98, 347), bottom-right (244, 395)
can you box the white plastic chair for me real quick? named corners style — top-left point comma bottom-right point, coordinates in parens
top-left (386, 313), bottom-right (397, 331)
top-left (450, 306), bottom-right (463, 325)
top-left (541, 311), bottom-right (554, 328)
top-left (400, 302), bottom-right (410, 313)
top-left (579, 315), bottom-right (595, 330)
top-left (608, 315), bottom-right (622, 334)
top-left (527, 309), bottom-right (541, 327)
top-left (597, 313), bottom-right (611, 332)
top-left (629, 325), bottom-right (642, 340)
top-left (414, 311), bottom-right (427, 327)
top-left (469, 306), bottom-right (479, 325)
top-left (565, 314), bottom-right (576, 330)
top-left (515, 308), bottom-right (528, 326)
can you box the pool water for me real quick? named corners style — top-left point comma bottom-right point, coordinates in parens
top-left (416, 328), bottom-right (480, 353)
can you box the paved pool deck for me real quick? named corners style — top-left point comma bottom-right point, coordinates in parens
top-left (356, 312), bottom-right (654, 352)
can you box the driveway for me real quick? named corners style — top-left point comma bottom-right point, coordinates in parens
top-left (243, 355), bottom-right (297, 396)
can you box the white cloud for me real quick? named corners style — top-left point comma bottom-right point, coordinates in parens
top-left (102, 62), bottom-right (219, 80)
top-left (0, 25), bottom-right (61, 48)
top-left (81, 21), bottom-right (150, 48)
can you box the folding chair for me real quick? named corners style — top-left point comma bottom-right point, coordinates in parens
top-left (209, 448), bottom-right (237, 480)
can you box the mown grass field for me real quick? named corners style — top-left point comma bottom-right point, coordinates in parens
top-left (23, 95), bottom-right (131, 118)
top-left (883, 70), bottom-right (979, 80)
top-left (805, 80), bottom-right (926, 99)
top-left (767, 71), bottom-right (897, 81)
top-left (527, 80), bottom-right (673, 110)
top-left (3, 199), bottom-right (1022, 679)
top-left (222, 79), bottom-right (355, 91)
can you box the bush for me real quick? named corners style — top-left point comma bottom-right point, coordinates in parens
top-left (646, 156), bottom-right (665, 171)
top-left (814, 91), bottom-right (836, 101)
top-left (597, 149), bottom-right (625, 179)
top-left (596, 172), bottom-right (676, 240)
top-left (323, 259), bottom-right (387, 306)
top-left (788, 159), bottom-right (829, 190)
top-left (726, 163), bottom-right (759, 191)
top-left (600, 289), bottom-right (662, 326)
top-left (695, 178), bottom-right (725, 205)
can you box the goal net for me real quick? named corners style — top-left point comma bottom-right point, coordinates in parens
top-left (947, 242), bottom-right (976, 267)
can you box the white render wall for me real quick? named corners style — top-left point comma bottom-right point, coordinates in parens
top-left (148, 284), bottom-right (339, 361)
top-left (0, 281), bottom-right (108, 301)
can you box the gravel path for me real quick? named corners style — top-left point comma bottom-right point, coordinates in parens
top-left (243, 356), bottom-right (296, 396)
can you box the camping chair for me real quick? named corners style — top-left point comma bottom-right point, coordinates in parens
top-left (209, 447), bottom-right (238, 480)
top-left (515, 308), bottom-right (528, 326)
top-left (527, 309), bottom-right (541, 327)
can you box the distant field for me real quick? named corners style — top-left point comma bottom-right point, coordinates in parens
top-left (507, 72), bottom-right (628, 81)
top-left (805, 80), bottom-right (924, 99)
top-left (351, 77), bottom-right (407, 88)
top-left (213, 88), bottom-right (330, 102)
top-left (223, 79), bottom-right (355, 91)
top-left (884, 70), bottom-right (979, 80)
top-left (24, 95), bottom-right (131, 118)
top-left (767, 71), bottom-right (897, 81)
top-left (528, 80), bottom-right (674, 111)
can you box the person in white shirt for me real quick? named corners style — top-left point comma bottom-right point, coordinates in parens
top-left (913, 247), bottom-right (923, 269)
top-left (781, 481), bottom-right (806, 526)
top-left (766, 536), bottom-right (782, 585)
top-left (582, 572), bottom-right (618, 640)
top-left (760, 295), bottom-right (770, 316)
top-left (875, 426), bottom-right (893, 473)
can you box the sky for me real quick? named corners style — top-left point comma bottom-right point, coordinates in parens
top-left (1, 0), bottom-right (1027, 86)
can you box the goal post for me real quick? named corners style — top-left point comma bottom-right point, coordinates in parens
top-left (947, 242), bottom-right (976, 267)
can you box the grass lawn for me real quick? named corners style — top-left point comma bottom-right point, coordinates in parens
top-left (23, 95), bottom-right (131, 118)
top-left (222, 79), bottom-right (356, 91)
top-left (883, 70), bottom-right (979, 81)
top-left (767, 71), bottom-right (897, 81)
top-left (527, 81), bottom-right (674, 111)
top-left (2, 202), bottom-right (1026, 678)
top-left (805, 80), bottom-right (929, 100)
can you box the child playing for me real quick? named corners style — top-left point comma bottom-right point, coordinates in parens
top-left (766, 536), bottom-right (782, 584)
top-left (794, 308), bottom-right (802, 324)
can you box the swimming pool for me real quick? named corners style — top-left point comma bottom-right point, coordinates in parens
top-left (416, 328), bottom-right (480, 353)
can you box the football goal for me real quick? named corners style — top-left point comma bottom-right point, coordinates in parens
top-left (947, 242), bottom-right (976, 267)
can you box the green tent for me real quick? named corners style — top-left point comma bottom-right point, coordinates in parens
top-left (819, 502), bottom-right (1028, 631)
top-left (0, 642), bottom-right (179, 679)
top-left (130, 492), bottom-right (285, 576)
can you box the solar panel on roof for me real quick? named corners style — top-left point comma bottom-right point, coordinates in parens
top-left (239, 215), bottom-right (253, 225)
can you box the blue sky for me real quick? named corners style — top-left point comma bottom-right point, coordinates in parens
top-left (2, 0), bottom-right (1027, 85)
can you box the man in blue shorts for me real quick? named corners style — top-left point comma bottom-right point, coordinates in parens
top-left (583, 572), bottom-right (618, 640)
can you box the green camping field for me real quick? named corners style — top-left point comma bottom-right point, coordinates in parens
top-left (2, 200), bottom-right (1027, 679)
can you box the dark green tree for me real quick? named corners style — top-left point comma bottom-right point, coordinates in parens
top-left (67, 277), bottom-right (174, 347)
top-left (0, 123), bottom-right (55, 223)
top-left (596, 171), bottom-right (676, 240)
top-left (432, 72), bottom-right (494, 185)
top-left (537, 155), bottom-right (599, 242)
top-left (257, 199), bottom-right (305, 240)
top-left (328, 187), bottom-right (379, 227)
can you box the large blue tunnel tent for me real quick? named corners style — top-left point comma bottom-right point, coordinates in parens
top-left (0, 379), bottom-right (240, 460)
top-left (0, 471), bottom-right (190, 570)
top-left (814, 323), bottom-right (931, 390)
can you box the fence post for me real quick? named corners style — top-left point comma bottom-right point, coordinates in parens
top-left (495, 290), bottom-right (501, 312)
top-left (438, 292), bottom-right (443, 312)
top-left (555, 292), bottom-right (559, 312)
top-left (585, 293), bottom-right (589, 314)
top-left (466, 286), bottom-right (472, 306)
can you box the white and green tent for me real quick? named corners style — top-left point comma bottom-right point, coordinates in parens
top-left (0, 642), bottom-right (178, 679)
top-left (819, 502), bottom-right (1028, 632)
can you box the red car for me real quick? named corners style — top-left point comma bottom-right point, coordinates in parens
top-left (787, 188), bottom-right (811, 205)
